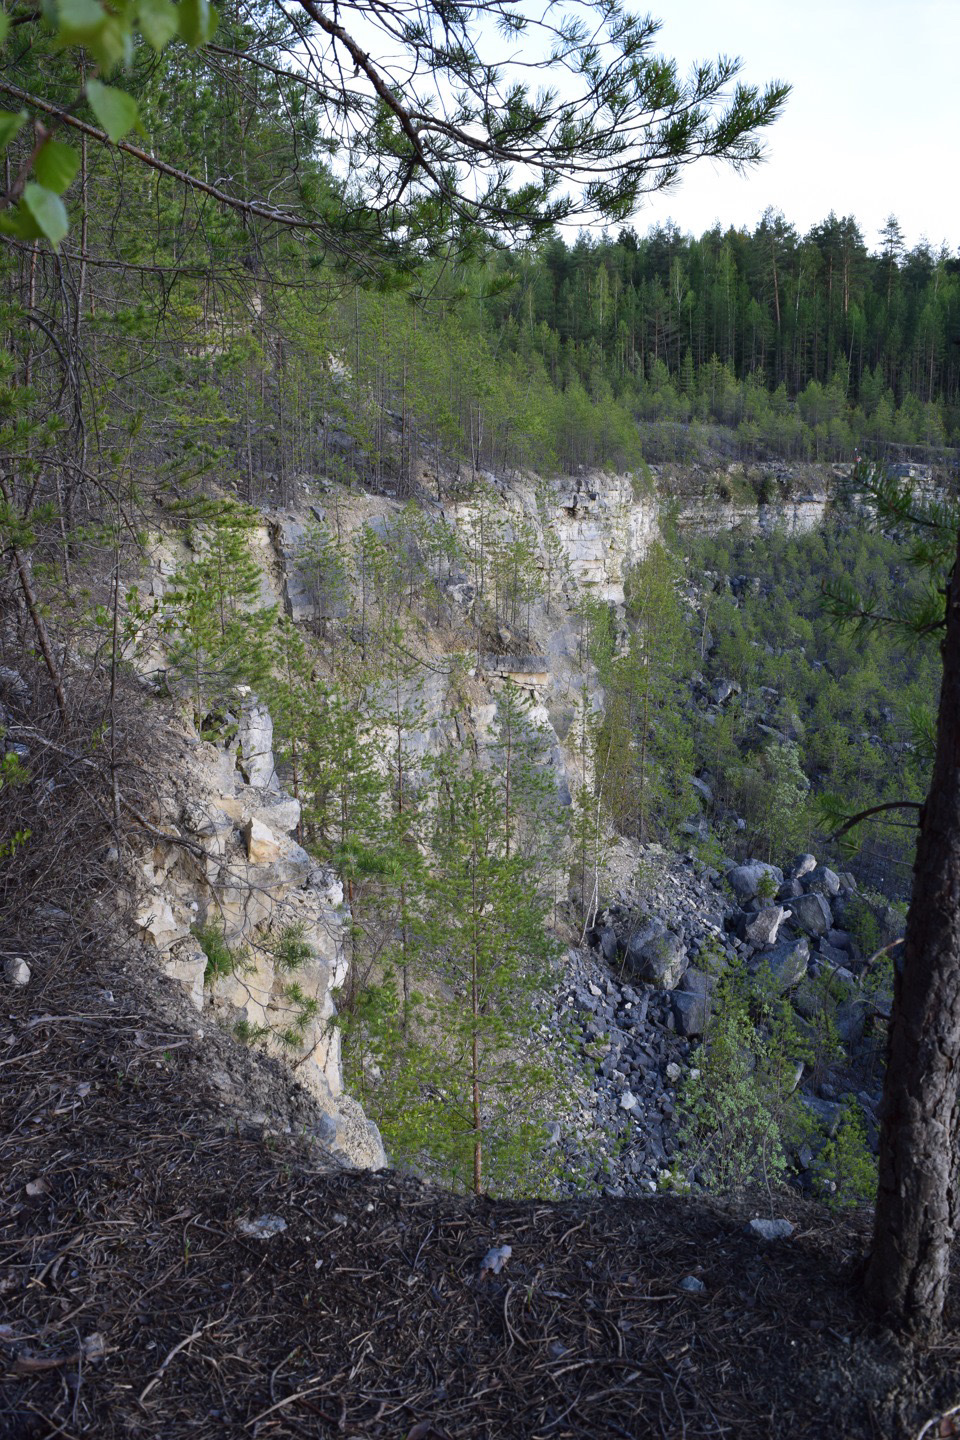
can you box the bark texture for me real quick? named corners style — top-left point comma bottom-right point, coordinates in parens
top-left (865, 532), bottom-right (960, 1339)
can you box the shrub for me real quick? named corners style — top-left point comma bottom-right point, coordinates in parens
top-left (678, 961), bottom-right (788, 1192)
top-left (678, 959), bottom-right (813, 1193)
top-left (814, 1103), bottom-right (877, 1208)
top-left (756, 869), bottom-right (779, 902)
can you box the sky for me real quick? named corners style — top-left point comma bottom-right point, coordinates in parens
top-left (636, 0), bottom-right (958, 254)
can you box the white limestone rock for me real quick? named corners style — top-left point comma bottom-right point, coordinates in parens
top-left (161, 937), bottom-right (207, 1011)
top-left (243, 816), bottom-right (282, 866)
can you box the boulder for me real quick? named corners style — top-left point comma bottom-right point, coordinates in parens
top-left (679, 966), bottom-right (717, 997)
top-left (673, 989), bottom-right (711, 1037)
top-left (727, 861), bottom-right (784, 904)
top-left (594, 925), bottom-right (619, 963)
top-left (691, 776), bottom-right (714, 806)
top-left (759, 937), bottom-right (810, 993)
top-left (801, 1095), bottom-right (844, 1137)
top-left (834, 1000), bottom-right (868, 1046)
top-left (748, 1218), bottom-right (794, 1241)
top-left (742, 905), bottom-right (791, 948)
top-left (806, 865), bottom-right (841, 898)
top-left (713, 679), bottom-right (741, 705)
top-left (817, 939), bottom-right (851, 969)
top-left (791, 891), bottom-right (833, 938)
top-left (786, 854), bottom-right (817, 881)
top-left (624, 921), bottom-right (687, 990)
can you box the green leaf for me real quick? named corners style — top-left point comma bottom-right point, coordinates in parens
top-left (34, 140), bottom-right (80, 194)
top-left (22, 183), bottom-right (70, 245)
top-left (0, 11), bottom-right (9, 45)
top-left (56, 0), bottom-right (129, 69)
top-left (86, 79), bottom-right (139, 142)
top-left (138, 0), bottom-right (178, 49)
top-left (93, 14), bottom-right (131, 70)
top-left (178, 0), bottom-right (216, 48)
top-left (56, 0), bottom-right (107, 46)
top-left (0, 109), bottom-right (26, 150)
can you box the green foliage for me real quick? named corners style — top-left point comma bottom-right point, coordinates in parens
top-left (686, 515), bottom-right (940, 888)
top-left (0, 746), bottom-right (31, 862)
top-left (570, 689), bottom-right (615, 931)
top-left (193, 920), bottom-right (244, 985)
top-left (0, 0), bottom-right (213, 245)
top-left (276, 981), bottom-right (321, 1050)
top-left (294, 522), bottom-right (350, 625)
top-left (814, 1103), bottom-right (877, 1208)
top-left (347, 748), bottom-right (566, 1197)
top-left (234, 1018), bottom-right (269, 1045)
top-left (267, 923), bottom-right (313, 974)
top-left (677, 960), bottom-right (815, 1194)
top-left (164, 499), bottom-right (275, 721)
top-left (756, 870), bottom-right (778, 902)
top-left (593, 541), bottom-right (695, 843)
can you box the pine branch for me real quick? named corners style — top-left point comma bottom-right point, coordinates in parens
top-left (826, 799), bottom-right (922, 843)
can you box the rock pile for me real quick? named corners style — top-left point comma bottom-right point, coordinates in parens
top-left (557, 844), bottom-right (899, 1196)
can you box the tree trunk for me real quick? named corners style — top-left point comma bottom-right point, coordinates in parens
top-left (865, 526), bottom-right (960, 1340)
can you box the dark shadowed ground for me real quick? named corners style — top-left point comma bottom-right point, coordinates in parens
top-left (2, 935), bottom-right (958, 1440)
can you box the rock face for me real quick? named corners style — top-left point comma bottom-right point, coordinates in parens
top-left (124, 461), bottom-right (871, 1197)
top-left (243, 816), bottom-right (282, 865)
top-left (131, 692), bottom-right (382, 1171)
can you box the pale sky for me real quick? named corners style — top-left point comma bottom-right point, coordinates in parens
top-left (639, 0), bottom-right (958, 254)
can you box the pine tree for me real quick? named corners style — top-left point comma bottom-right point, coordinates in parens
top-left (164, 499), bottom-right (275, 723)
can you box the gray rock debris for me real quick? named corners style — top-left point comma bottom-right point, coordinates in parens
top-left (759, 937), bottom-right (810, 993)
top-left (742, 904), bottom-right (791, 947)
top-left (3, 957), bottom-right (30, 987)
top-left (679, 1275), bottom-right (706, 1293)
top-left (747, 1218), bottom-right (794, 1241)
top-left (786, 854), bottom-right (817, 882)
top-left (237, 1214), bottom-right (288, 1239)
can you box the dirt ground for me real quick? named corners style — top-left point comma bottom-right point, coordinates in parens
top-left (2, 934), bottom-right (959, 1440)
